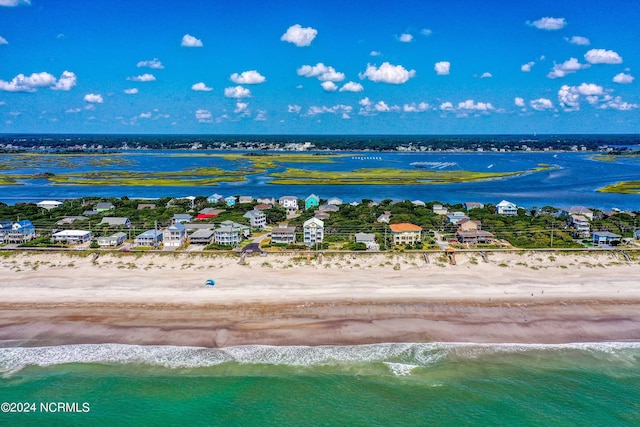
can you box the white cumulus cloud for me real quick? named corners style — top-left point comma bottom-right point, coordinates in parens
top-left (599, 96), bottom-right (638, 111)
top-left (224, 85), bottom-right (251, 98)
top-left (181, 34), bottom-right (203, 47)
top-left (321, 81), bottom-right (338, 92)
top-left (613, 73), bottom-right (634, 84)
top-left (234, 102), bottom-right (249, 114)
top-left (515, 97), bottom-right (525, 107)
top-left (288, 105), bottom-right (301, 114)
top-left (230, 70), bottom-right (266, 84)
top-left (137, 58), bottom-right (164, 69)
top-left (84, 93), bottom-right (103, 103)
top-left (547, 58), bottom-right (590, 79)
top-left (479, 72), bottom-right (492, 78)
top-left (297, 63), bottom-right (345, 82)
top-left (51, 71), bottom-right (77, 91)
top-left (566, 36), bottom-right (590, 46)
top-left (124, 88), bottom-right (139, 94)
top-left (281, 24), bottom-right (317, 47)
top-left (195, 109), bottom-right (212, 123)
top-left (530, 98), bottom-right (554, 110)
top-left (398, 33), bottom-right (413, 43)
top-left (127, 73), bottom-right (156, 82)
top-left (439, 102), bottom-right (454, 111)
top-left (458, 100), bottom-right (494, 111)
top-left (370, 51), bottom-right (382, 57)
top-left (403, 102), bottom-right (430, 112)
top-left (339, 82), bottom-right (364, 92)
top-left (529, 17), bottom-right (566, 30)
top-left (191, 82), bottom-right (213, 92)
top-left (434, 61), bottom-right (450, 75)
top-left (420, 28), bottom-right (432, 36)
top-left (139, 112), bottom-right (152, 119)
top-left (584, 49), bottom-right (623, 64)
top-left (0, 0), bottom-right (30, 6)
top-left (359, 62), bottom-right (416, 84)
top-left (0, 71), bottom-right (57, 92)
top-left (0, 36), bottom-right (7, 45)
top-left (521, 61), bottom-right (535, 72)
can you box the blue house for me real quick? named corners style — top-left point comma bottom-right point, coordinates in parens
top-left (225, 196), bottom-right (237, 207)
top-left (8, 220), bottom-right (36, 243)
top-left (305, 194), bottom-right (320, 210)
top-left (592, 231), bottom-right (621, 246)
top-left (207, 193), bottom-right (223, 204)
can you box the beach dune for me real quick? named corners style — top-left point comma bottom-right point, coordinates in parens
top-left (0, 250), bottom-right (639, 347)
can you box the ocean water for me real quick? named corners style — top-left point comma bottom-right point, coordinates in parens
top-left (1, 343), bottom-right (639, 426)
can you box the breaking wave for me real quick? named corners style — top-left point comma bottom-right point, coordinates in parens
top-left (1, 342), bottom-right (639, 376)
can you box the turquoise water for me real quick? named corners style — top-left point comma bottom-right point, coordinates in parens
top-left (1, 343), bottom-right (639, 426)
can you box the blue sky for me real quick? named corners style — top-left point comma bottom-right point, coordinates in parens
top-left (0, 0), bottom-right (638, 134)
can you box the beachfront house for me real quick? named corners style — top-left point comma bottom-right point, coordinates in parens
top-left (327, 197), bottom-right (343, 206)
top-left (318, 204), bottom-right (339, 213)
top-left (389, 223), bottom-right (422, 246)
top-left (52, 229), bottom-right (92, 245)
top-left (134, 230), bottom-right (163, 247)
top-left (411, 200), bottom-right (426, 207)
top-left (464, 202), bottom-right (484, 210)
top-left (279, 196), bottom-right (299, 214)
top-left (207, 194), bottom-right (224, 204)
top-left (172, 213), bottom-right (193, 224)
top-left (0, 220), bottom-right (12, 243)
top-left (559, 206), bottom-right (594, 221)
top-left (446, 212), bottom-right (469, 223)
top-left (243, 209), bottom-right (267, 229)
top-left (456, 230), bottom-right (494, 245)
top-left (496, 200), bottom-right (518, 216)
top-left (303, 217), bottom-right (324, 247)
top-left (99, 217), bottom-right (132, 228)
top-left (568, 214), bottom-right (590, 238)
top-left (305, 194), bottom-right (320, 210)
top-left (432, 204), bottom-right (448, 215)
top-left (256, 197), bottom-right (276, 205)
top-left (7, 220), bottom-right (36, 243)
top-left (591, 231), bottom-right (621, 247)
top-left (214, 225), bottom-right (241, 246)
top-left (95, 202), bottom-right (115, 212)
top-left (98, 232), bottom-right (127, 247)
top-left (36, 200), bottom-right (63, 210)
top-left (162, 223), bottom-right (188, 248)
top-left (225, 196), bottom-right (237, 207)
top-left (271, 224), bottom-right (296, 244)
top-left (355, 232), bottom-right (378, 250)
top-left (457, 218), bottom-right (482, 232)
top-left (314, 211), bottom-right (330, 220)
top-left (238, 196), bottom-right (254, 204)
top-left (189, 229), bottom-right (215, 245)
top-left (377, 211), bottom-right (391, 223)
top-left (56, 216), bottom-right (88, 226)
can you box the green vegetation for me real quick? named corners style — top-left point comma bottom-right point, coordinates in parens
top-left (597, 181), bottom-right (640, 194)
top-left (590, 153), bottom-right (640, 162)
top-left (268, 165), bottom-right (553, 185)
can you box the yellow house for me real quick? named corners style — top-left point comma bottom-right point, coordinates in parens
top-left (389, 223), bottom-right (422, 245)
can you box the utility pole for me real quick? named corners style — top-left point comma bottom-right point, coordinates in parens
top-left (550, 221), bottom-right (554, 248)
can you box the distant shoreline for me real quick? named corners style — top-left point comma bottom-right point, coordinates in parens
top-left (1, 250), bottom-right (639, 348)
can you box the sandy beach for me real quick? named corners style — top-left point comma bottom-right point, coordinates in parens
top-left (0, 250), bottom-right (639, 347)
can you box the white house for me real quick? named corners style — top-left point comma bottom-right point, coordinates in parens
top-left (568, 214), bottom-right (590, 238)
top-left (271, 224), bottom-right (296, 244)
top-left (327, 197), bottom-right (343, 206)
top-left (496, 200), bottom-right (518, 216)
top-left (432, 204), bottom-right (448, 215)
top-left (98, 232), bottom-right (127, 247)
top-left (279, 196), bottom-right (298, 213)
top-left (172, 213), bottom-right (193, 224)
top-left (52, 230), bottom-right (92, 245)
top-left (207, 193), bottom-right (223, 204)
top-left (214, 225), bottom-right (241, 246)
top-left (243, 209), bottom-right (267, 229)
top-left (36, 200), bottom-right (63, 210)
top-left (303, 217), bottom-right (324, 247)
top-left (163, 223), bottom-right (188, 247)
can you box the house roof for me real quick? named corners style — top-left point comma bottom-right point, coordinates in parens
top-left (303, 217), bottom-right (324, 227)
top-left (95, 202), bottom-right (114, 209)
top-left (355, 232), bottom-right (376, 241)
top-left (166, 223), bottom-right (187, 231)
top-left (254, 203), bottom-right (272, 210)
top-left (272, 226), bottom-right (296, 233)
top-left (389, 223), bottom-right (422, 232)
top-left (136, 230), bottom-right (162, 238)
top-left (496, 200), bottom-right (516, 207)
top-left (592, 231), bottom-right (621, 238)
top-left (190, 229), bottom-right (215, 238)
top-left (100, 217), bottom-right (130, 225)
top-left (457, 230), bottom-right (494, 238)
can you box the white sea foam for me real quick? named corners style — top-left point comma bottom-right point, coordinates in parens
top-left (0, 342), bottom-right (639, 375)
top-left (384, 362), bottom-right (419, 376)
